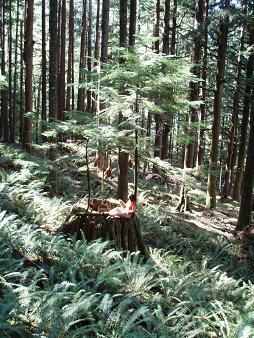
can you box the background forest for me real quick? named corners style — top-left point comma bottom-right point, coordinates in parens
top-left (1, 0), bottom-right (254, 337)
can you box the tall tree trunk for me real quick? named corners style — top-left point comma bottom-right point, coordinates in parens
top-left (77, 0), bottom-right (87, 112)
top-left (222, 6), bottom-right (246, 199)
top-left (9, 1), bottom-right (13, 142)
top-left (58, 0), bottom-right (66, 121)
top-left (236, 90), bottom-right (254, 230)
top-left (12, 0), bottom-right (20, 143)
top-left (41, 0), bottom-right (47, 141)
top-left (23, 0), bottom-right (34, 152)
top-left (184, 0), bottom-right (204, 168)
top-left (206, 0), bottom-right (230, 209)
top-left (117, 0), bottom-right (129, 202)
top-left (129, 0), bottom-right (137, 47)
top-left (91, 0), bottom-right (101, 114)
top-left (171, 0), bottom-right (177, 55)
top-left (19, 18), bottom-right (24, 142)
top-left (233, 26), bottom-right (254, 201)
top-left (154, 115), bottom-right (162, 158)
top-left (101, 0), bottom-right (109, 63)
top-left (66, 0), bottom-right (74, 111)
top-left (1, 0), bottom-right (9, 141)
top-left (197, 0), bottom-right (209, 166)
top-left (162, 0), bottom-right (170, 55)
top-left (154, 0), bottom-right (160, 53)
top-left (86, 0), bottom-right (92, 112)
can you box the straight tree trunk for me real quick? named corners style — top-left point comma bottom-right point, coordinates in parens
top-left (154, 115), bottom-right (162, 158)
top-left (154, 0), bottom-right (160, 53)
top-left (162, 0), bottom-right (170, 55)
top-left (41, 0), bottom-right (47, 141)
top-left (117, 0), bottom-right (129, 201)
top-left (221, 9), bottom-right (246, 199)
top-left (91, 0), bottom-right (101, 114)
top-left (184, 0), bottom-right (204, 168)
top-left (129, 0), bottom-right (137, 47)
top-left (206, 0), bottom-right (230, 209)
top-left (9, 1), bottom-right (13, 142)
top-left (236, 90), bottom-right (254, 230)
top-left (19, 18), bottom-right (24, 142)
top-left (233, 26), bottom-right (254, 201)
top-left (86, 0), bottom-right (92, 112)
top-left (197, 0), bottom-right (209, 166)
top-left (66, 0), bottom-right (74, 111)
top-left (77, 0), bottom-right (87, 112)
top-left (12, 0), bottom-right (20, 143)
top-left (0, 0), bottom-right (2, 138)
top-left (58, 0), bottom-right (66, 121)
top-left (23, 0), bottom-right (34, 152)
top-left (101, 0), bottom-right (109, 63)
top-left (1, 0), bottom-right (9, 141)
top-left (171, 0), bottom-right (177, 55)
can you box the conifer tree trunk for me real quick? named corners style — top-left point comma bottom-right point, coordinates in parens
top-left (49, 0), bottom-right (58, 123)
top-left (236, 90), bottom-right (254, 230)
top-left (1, 0), bottom-right (9, 141)
top-left (154, 0), bottom-right (160, 53)
top-left (23, 0), bottom-right (34, 152)
top-left (12, 0), bottom-right (20, 143)
top-left (101, 0), bottom-right (109, 63)
top-left (222, 8), bottom-right (246, 199)
top-left (171, 0), bottom-right (177, 55)
top-left (233, 26), bottom-right (254, 201)
top-left (91, 0), bottom-right (101, 114)
top-left (117, 0), bottom-right (129, 202)
top-left (9, 1), bottom-right (13, 142)
top-left (162, 0), bottom-right (170, 55)
top-left (77, 0), bottom-right (87, 112)
top-left (129, 0), bottom-right (137, 47)
top-left (58, 0), bottom-right (66, 121)
top-left (66, 0), bottom-right (74, 112)
top-left (197, 0), bottom-right (209, 166)
top-left (0, 0), bottom-right (2, 138)
top-left (86, 0), bottom-right (92, 112)
top-left (184, 0), bottom-right (204, 168)
top-left (19, 18), bottom-right (24, 142)
top-left (206, 0), bottom-right (230, 209)
top-left (41, 0), bottom-right (47, 141)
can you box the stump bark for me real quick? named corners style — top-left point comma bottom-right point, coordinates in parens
top-left (176, 185), bottom-right (191, 212)
top-left (58, 197), bottom-right (149, 259)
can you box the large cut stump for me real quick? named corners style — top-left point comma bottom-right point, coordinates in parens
top-left (58, 197), bottom-right (149, 259)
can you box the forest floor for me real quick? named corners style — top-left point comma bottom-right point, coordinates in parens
top-left (0, 142), bottom-right (254, 337)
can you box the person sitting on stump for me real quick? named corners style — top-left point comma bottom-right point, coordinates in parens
top-left (107, 193), bottom-right (137, 218)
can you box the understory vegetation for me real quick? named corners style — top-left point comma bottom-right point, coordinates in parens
top-left (1, 143), bottom-right (254, 338)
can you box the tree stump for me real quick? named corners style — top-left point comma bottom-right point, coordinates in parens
top-left (58, 197), bottom-right (149, 259)
top-left (176, 185), bottom-right (191, 212)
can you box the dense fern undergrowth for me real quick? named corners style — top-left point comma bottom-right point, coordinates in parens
top-left (0, 143), bottom-right (254, 338)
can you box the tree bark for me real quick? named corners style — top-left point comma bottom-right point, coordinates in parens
top-left (23, 0), bottom-right (34, 152)
top-left (101, 0), bottom-right (109, 63)
top-left (57, 0), bottom-right (66, 121)
top-left (233, 26), bottom-right (254, 201)
top-left (19, 18), bottom-right (24, 142)
top-left (9, 1), bottom-right (13, 142)
top-left (154, 0), bottom-right (160, 53)
top-left (86, 0), bottom-right (92, 112)
top-left (12, 0), bottom-right (20, 143)
top-left (222, 5), bottom-right (246, 199)
top-left (49, 0), bottom-right (58, 122)
top-left (77, 0), bottom-right (87, 112)
top-left (171, 0), bottom-right (177, 55)
top-left (162, 0), bottom-right (170, 55)
top-left (206, 0), bottom-right (230, 209)
top-left (236, 90), bottom-right (254, 230)
top-left (184, 0), bottom-right (204, 168)
top-left (41, 0), bottom-right (47, 141)
top-left (129, 0), bottom-right (137, 47)
top-left (1, 0), bottom-right (9, 141)
top-left (66, 0), bottom-right (74, 112)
